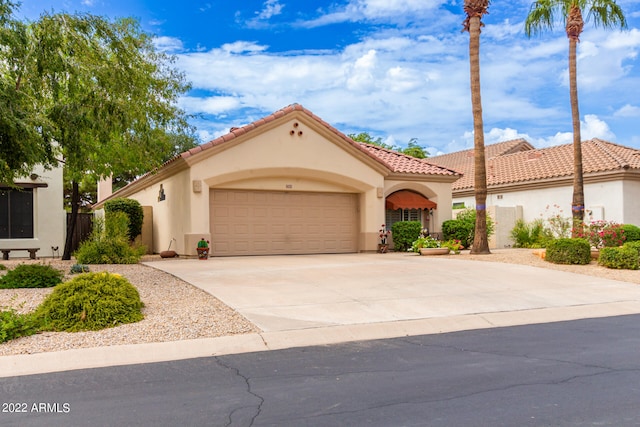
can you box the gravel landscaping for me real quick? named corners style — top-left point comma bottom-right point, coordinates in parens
top-left (1, 249), bottom-right (638, 357)
top-left (0, 257), bottom-right (258, 356)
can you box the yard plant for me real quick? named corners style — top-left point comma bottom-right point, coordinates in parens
top-left (598, 246), bottom-right (639, 270)
top-left (391, 221), bottom-right (422, 252)
top-left (74, 214), bottom-right (146, 264)
top-left (545, 238), bottom-right (591, 265)
top-left (34, 272), bottom-right (144, 332)
top-left (0, 263), bottom-right (63, 289)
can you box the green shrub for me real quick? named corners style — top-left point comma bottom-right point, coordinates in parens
top-left (621, 224), bottom-right (640, 242)
top-left (510, 218), bottom-right (549, 248)
top-left (391, 221), bottom-right (422, 252)
top-left (0, 309), bottom-right (38, 343)
top-left (104, 198), bottom-right (144, 241)
top-left (0, 264), bottom-right (63, 289)
top-left (74, 215), bottom-right (146, 264)
top-left (545, 238), bottom-right (591, 265)
top-left (623, 240), bottom-right (640, 256)
top-left (443, 208), bottom-right (494, 249)
top-left (598, 246), bottom-right (639, 270)
top-left (0, 264), bottom-right (6, 271)
top-left (34, 272), bottom-right (144, 332)
top-left (442, 218), bottom-right (473, 248)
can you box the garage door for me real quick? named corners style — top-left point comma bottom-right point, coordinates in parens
top-left (210, 190), bottom-right (359, 256)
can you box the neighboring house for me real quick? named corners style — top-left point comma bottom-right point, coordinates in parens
top-left (95, 104), bottom-right (460, 256)
top-left (429, 138), bottom-right (640, 248)
top-left (0, 163), bottom-right (65, 259)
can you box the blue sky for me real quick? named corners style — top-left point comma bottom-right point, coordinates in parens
top-left (16, 0), bottom-right (640, 155)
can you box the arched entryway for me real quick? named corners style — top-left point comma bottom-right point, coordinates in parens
top-left (385, 190), bottom-right (437, 235)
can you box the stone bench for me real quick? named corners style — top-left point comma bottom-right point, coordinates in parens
top-left (1, 248), bottom-right (39, 260)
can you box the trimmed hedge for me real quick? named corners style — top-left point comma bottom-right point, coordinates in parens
top-left (598, 246), bottom-right (639, 270)
top-left (545, 238), bottom-right (591, 265)
top-left (391, 221), bottom-right (422, 252)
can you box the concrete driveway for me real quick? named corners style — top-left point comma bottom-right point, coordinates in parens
top-left (146, 252), bottom-right (640, 346)
top-left (5, 251), bottom-right (640, 378)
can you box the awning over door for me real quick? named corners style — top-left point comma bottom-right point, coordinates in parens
top-left (385, 190), bottom-right (437, 210)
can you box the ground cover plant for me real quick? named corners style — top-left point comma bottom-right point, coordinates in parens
top-left (0, 308), bottom-right (38, 343)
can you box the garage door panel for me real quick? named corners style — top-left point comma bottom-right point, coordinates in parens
top-left (211, 189), bottom-right (358, 256)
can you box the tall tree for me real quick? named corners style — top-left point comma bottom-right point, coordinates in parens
top-left (349, 133), bottom-right (429, 158)
top-left (525, 0), bottom-right (626, 232)
top-left (26, 12), bottom-right (195, 259)
top-left (0, 1), bottom-right (55, 183)
top-left (463, 0), bottom-right (491, 254)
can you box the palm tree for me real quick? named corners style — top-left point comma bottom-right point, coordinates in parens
top-left (463, 0), bottom-right (491, 254)
top-left (525, 0), bottom-right (626, 234)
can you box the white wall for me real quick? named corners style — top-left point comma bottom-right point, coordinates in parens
top-left (453, 179), bottom-right (631, 248)
top-left (0, 164), bottom-right (65, 259)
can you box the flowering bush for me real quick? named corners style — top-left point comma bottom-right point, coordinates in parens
top-left (573, 221), bottom-right (625, 248)
top-left (378, 224), bottom-right (391, 245)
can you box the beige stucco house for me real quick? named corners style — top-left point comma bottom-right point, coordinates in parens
top-left (429, 138), bottom-right (640, 248)
top-left (97, 104), bottom-right (460, 256)
top-left (0, 163), bottom-right (65, 259)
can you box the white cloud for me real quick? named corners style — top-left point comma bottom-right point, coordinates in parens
top-left (221, 41), bottom-right (268, 54)
top-left (153, 36), bottom-right (184, 53)
top-left (614, 104), bottom-right (640, 117)
top-left (297, 0), bottom-right (446, 27)
top-left (346, 49), bottom-right (377, 91)
top-left (178, 96), bottom-right (241, 115)
top-left (255, 0), bottom-right (284, 20)
top-left (581, 114), bottom-right (615, 140)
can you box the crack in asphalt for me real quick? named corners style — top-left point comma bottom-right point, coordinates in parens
top-left (215, 357), bottom-right (264, 427)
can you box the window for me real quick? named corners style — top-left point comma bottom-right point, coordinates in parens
top-left (385, 208), bottom-right (428, 232)
top-left (0, 188), bottom-right (34, 238)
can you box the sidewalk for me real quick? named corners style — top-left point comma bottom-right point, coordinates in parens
top-left (2, 253), bottom-right (640, 377)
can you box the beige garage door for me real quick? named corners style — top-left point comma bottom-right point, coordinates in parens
top-left (210, 190), bottom-right (359, 256)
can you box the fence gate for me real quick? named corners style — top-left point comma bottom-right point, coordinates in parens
top-left (66, 212), bottom-right (94, 253)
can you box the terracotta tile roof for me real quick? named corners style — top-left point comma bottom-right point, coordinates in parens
top-left (358, 143), bottom-right (460, 176)
top-left (182, 103), bottom-right (459, 177)
top-left (429, 138), bottom-right (640, 191)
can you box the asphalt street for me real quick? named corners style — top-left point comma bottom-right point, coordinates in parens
top-left (2, 314), bottom-right (639, 426)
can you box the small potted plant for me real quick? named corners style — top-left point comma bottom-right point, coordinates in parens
top-left (197, 238), bottom-right (210, 260)
top-left (378, 224), bottom-right (391, 253)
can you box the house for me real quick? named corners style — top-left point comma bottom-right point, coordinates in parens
top-left (429, 138), bottom-right (640, 248)
top-left (0, 163), bottom-right (65, 259)
top-left (95, 104), bottom-right (460, 256)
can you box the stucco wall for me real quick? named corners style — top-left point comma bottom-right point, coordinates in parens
top-left (119, 115), bottom-right (456, 255)
top-left (124, 169), bottom-right (193, 255)
top-left (193, 118), bottom-right (387, 253)
top-left (453, 178), bottom-right (635, 248)
top-left (0, 164), bottom-right (65, 259)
